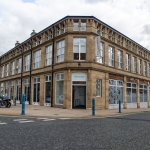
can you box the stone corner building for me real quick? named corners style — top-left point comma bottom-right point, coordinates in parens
top-left (0, 16), bottom-right (150, 109)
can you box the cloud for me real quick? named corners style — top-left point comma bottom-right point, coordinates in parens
top-left (85, 0), bottom-right (113, 4)
top-left (0, 0), bottom-right (150, 55)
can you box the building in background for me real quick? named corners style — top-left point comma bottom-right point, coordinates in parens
top-left (0, 16), bottom-right (150, 109)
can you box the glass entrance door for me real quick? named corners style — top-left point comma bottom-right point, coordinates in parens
top-left (72, 85), bottom-right (86, 109)
top-left (45, 75), bottom-right (51, 106)
top-left (16, 80), bottom-right (21, 103)
top-left (109, 80), bottom-right (123, 109)
top-left (33, 77), bottom-right (40, 105)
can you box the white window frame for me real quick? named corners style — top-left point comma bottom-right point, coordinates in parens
top-left (126, 53), bottom-right (130, 71)
top-left (73, 38), bottom-right (86, 61)
top-left (45, 45), bottom-right (52, 66)
top-left (118, 50), bottom-right (122, 69)
top-left (16, 58), bottom-right (22, 74)
top-left (6, 64), bottom-right (9, 76)
top-left (132, 56), bottom-right (137, 73)
top-left (12, 61), bottom-right (15, 75)
top-left (1, 66), bottom-right (4, 78)
top-left (96, 79), bottom-right (102, 97)
top-left (55, 73), bottom-right (64, 105)
top-left (108, 46), bottom-right (114, 67)
top-left (25, 54), bottom-right (31, 71)
top-left (95, 39), bottom-right (104, 64)
top-left (57, 40), bottom-right (65, 63)
top-left (34, 50), bottom-right (41, 69)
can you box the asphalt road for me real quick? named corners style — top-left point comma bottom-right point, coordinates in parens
top-left (0, 112), bottom-right (150, 150)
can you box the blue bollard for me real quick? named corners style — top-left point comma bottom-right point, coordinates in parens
top-left (92, 98), bottom-right (95, 116)
top-left (21, 95), bottom-right (25, 115)
top-left (119, 100), bottom-right (121, 113)
top-left (14, 97), bottom-right (16, 106)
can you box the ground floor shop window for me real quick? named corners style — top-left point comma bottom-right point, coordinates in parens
top-left (140, 84), bottom-right (147, 102)
top-left (10, 81), bottom-right (14, 100)
top-left (45, 75), bottom-right (51, 105)
top-left (33, 77), bottom-right (40, 104)
top-left (126, 83), bottom-right (137, 103)
top-left (96, 79), bottom-right (102, 97)
top-left (5, 81), bottom-right (9, 97)
top-left (0, 83), bottom-right (4, 96)
top-left (56, 73), bottom-right (64, 105)
top-left (16, 79), bottom-right (21, 102)
top-left (109, 79), bottom-right (123, 104)
top-left (24, 78), bottom-right (30, 104)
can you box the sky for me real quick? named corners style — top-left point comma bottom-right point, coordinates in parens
top-left (0, 0), bottom-right (150, 55)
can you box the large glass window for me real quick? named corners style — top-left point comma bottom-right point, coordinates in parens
top-left (5, 81), bottom-right (9, 97)
top-left (6, 64), bottom-right (9, 76)
top-left (138, 59), bottom-right (142, 75)
top-left (126, 83), bottom-right (137, 103)
top-left (57, 40), bottom-right (65, 63)
top-left (109, 80), bottom-right (123, 105)
top-left (16, 58), bottom-right (22, 74)
top-left (73, 38), bottom-right (86, 60)
top-left (24, 78), bottom-right (30, 104)
top-left (0, 83), bottom-right (4, 96)
top-left (1, 66), bottom-right (4, 78)
top-left (132, 56), bottom-right (137, 73)
top-left (96, 79), bottom-right (102, 97)
top-left (12, 61), bottom-right (15, 75)
top-left (45, 75), bottom-right (51, 105)
top-left (56, 73), bottom-right (64, 105)
top-left (108, 46), bottom-right (114, 67)
top-left (10, 81), bottom-right (14, 100)
top-left (45, 45), bottom-right (52, 66)
top-left (140, 84), bottom-right (147, 102)
top-left (149, 63), bottom-right (150, 77)
top-left (25, 54), bottom-right (30, 71)
top-left (16, 79), bottom-right (21, 102)
top-left (118, 50), bottom-right (122, 69)
top-left (126, 53), bottom-right (130, 71)
top-left (73, 21), bottom-right (86, 31)
top-left (33, 77), bottom-right (40, 104)
top-left (34, 50), bottom-right (41, 69)
top-left (95, 40), bottom-right (104, 64)
top-left (144, 61), bottom-right (147, 76)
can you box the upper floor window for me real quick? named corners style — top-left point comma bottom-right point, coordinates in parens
top-left (95, 40), bottom-right (104, 64)
top-left (118, 50), bottom-right (122, 69)
top-left (138, 59), bottom-right (142, 75)
top-left (45, 45), bottom-right (52, 66)
top-left (108, 46), bottom-right (114, 67)
top-left (16, 58), bottom-right (22, 74)
top-left (6, 64), bottom-right (9, 76)
top-left (126, 53), bottom-right (130, 71)
top-left (144, 61), bottom-right (147, 76)
top-left (12, 61), bottom-right (15, 75)
top-left (1, 66), bottom-right (4, 78)
top-left (149, 63), bottom-right (150, 77)
top-left (25, 54), bottom-right (31, 71)
top-left (132, 56), bottom-right (137, 73)
top-left (57, 40), bottom-right (65, 63)
top-left (73, 20), bottom-right (86, 31)
top-left (34, 50), bottom-right (41, 69)
top-left (73, 38), bottom-right (86, 61)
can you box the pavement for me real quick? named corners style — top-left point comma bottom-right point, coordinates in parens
top-left (0, 104), bottom-right (150, 118)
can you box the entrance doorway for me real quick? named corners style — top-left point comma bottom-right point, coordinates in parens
top-left (72, 85), bottom-right (86, 109)
top-left (72, 73), bottom-right (87, 109)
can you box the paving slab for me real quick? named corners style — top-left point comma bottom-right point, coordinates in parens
top-left (0, 104), bottom-right (149, 118)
